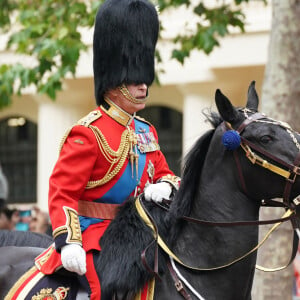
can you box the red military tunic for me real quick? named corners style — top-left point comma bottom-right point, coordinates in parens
top-left (36, 99), bottom-right (180, 299)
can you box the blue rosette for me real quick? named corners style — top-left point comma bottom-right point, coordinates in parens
top-left (222, 130), bottom-right (241, 150)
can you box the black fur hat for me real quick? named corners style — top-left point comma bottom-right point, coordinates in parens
top-left (93, 0), bottom-right (159, 105)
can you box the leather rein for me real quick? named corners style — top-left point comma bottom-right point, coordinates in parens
top-left (136, 110), bottom-right (300, 281)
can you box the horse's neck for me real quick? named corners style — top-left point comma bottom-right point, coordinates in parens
top-left (194, 176), bottom-right (258, 221)
top-left (195, 148), bottom-right (260, 220)
top-left (172, 158), bottom-right (260, 266)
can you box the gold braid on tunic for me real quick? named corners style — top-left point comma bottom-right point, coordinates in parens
top-left (59, 122), bottom-right (137, 189)
top-left (86, 126), bottom-right (133, 188)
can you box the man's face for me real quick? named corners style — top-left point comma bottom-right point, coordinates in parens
top-left (106, 83), bottom-right (148, 114)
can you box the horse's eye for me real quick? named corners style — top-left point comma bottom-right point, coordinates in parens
top-left (260, 135), bottom-right (272, 144)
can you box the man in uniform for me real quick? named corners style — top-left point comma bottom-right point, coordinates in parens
top-left (37, 0), bottom-right (180, 299)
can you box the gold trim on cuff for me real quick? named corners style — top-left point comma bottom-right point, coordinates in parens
top-left (52, 207), bottom-right (82, 245)
top-left (160, 175), bottom-right (181, 190)
top-left (64, 206), bottom-right (82, 244)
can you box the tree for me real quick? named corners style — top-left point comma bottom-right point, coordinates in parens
top-left (0, 0), bottom-right (102, 108)
top-left (252, 1), bottom-right (300, 299)
top-left (0, 0), bottom-right (261, 109)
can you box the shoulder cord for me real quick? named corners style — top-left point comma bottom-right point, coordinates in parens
top-left (86, 125), bottom-right (131, 188)
top-left (58, 125), bottom-right (133, 189)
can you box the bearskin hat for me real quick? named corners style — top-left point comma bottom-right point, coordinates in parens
top-left (93, 0), bottom-right (159, 105)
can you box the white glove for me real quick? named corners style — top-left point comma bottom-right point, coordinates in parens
top-left (61, 244), bottom-right (86, 275)
top-left (144, 182), bottom-right (172, 203)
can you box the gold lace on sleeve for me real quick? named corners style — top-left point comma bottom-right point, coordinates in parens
top-left (159, 175), bottom-right (181, 191)
top-left (52, 206), bottom-right (82, 245)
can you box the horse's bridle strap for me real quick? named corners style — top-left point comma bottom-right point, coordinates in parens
top-left (240, 143), bottom-right (292, 179)
top-left (240, 137), bottom-right (300, 176)
top-left (226, 113), bottom-right (300, 202)
top-left (135, 197), bottom-right (296, 272)
top-left (236, 112), bottom-right (266, 133)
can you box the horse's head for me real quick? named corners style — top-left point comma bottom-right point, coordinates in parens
top-left (215, 81), bottom-right (300, 204)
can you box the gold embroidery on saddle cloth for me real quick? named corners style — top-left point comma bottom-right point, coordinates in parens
top-left (35, 246), bottom-right (55, 270)
top-left (4, 266), bottom-right (44, 300)
top-left (32, 287), bottom-right (70, 300)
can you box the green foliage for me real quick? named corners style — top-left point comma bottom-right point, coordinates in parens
top-left (0, 0), bottom-right (266, 108)
top-left (0, 0), bottom-right (102, 108)
top-left (166, 2), bottom-right (246, 64)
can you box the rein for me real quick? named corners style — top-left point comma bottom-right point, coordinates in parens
top-left (136, 196), bottom-right (297, 272)
top-left (155, 198), bottom-right (296, 227)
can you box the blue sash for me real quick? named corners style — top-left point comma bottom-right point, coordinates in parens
top-left (80, 118), bottom-right (148, 231)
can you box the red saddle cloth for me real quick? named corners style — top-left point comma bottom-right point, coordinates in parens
top-left (4, 265), bottom-right (80, 300)
top-left (6, 243), bottom-right (155, 300)
top-left (6, 264), bottom-right (155, 300)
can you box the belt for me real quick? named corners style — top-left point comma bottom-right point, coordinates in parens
top-left (78, 200), bottom-right (120, 219)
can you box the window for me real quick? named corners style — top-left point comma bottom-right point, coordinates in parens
top-left (0, 116), bottom-right (37, 204)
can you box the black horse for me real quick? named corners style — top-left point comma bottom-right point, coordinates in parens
top-left (1, 81), bottom-right (300, 300)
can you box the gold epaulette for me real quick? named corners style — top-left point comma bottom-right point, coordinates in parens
top-left (77, 110), bottom-right (102, 127)
top-left (58, 110), bottom-right (102, 153)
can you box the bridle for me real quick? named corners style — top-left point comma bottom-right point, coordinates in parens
top-left (135, 109), bottom-right (300, 298)
top-left (230, 108), bottom-right (300, 204)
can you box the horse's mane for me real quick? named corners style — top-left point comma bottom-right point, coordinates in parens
top-left (169, 111), bottom-right (223, 220)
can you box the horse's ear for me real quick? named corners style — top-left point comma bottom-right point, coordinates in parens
top-left (246, 81), bottom-right (259, 111)
top-left (215, 89), bottom-right (239, 123)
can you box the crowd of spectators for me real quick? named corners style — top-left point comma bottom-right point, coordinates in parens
top-left (0, 164), bottom-right (52, 235)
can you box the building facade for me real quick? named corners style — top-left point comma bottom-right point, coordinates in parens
top-left (0, 1), bottom-right (271, 211)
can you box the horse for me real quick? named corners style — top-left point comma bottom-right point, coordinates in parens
top-left (1, 81), bottom-right (300, 300)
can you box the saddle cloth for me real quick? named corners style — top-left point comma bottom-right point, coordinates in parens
top-left (5, 261), bottom-right (155, 300)
top-left (4, 265), bottom-right (79, 300)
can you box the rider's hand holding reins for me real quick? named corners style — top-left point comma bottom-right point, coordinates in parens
top-left (144, 182), bottom-right (172, 203)
top-left (61, 244), bottom-right (87, 275)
